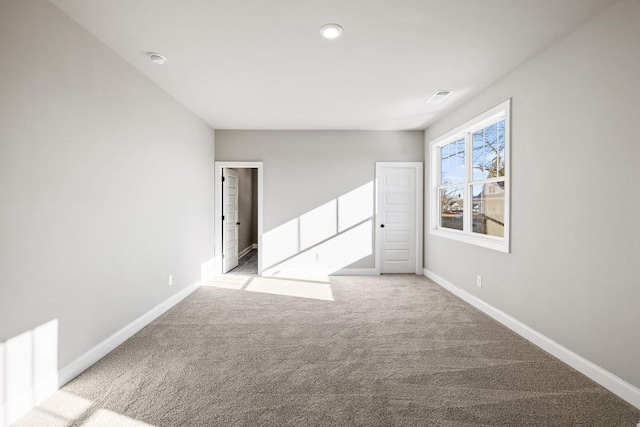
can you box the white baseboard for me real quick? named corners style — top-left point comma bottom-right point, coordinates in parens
top-left (59, 281), bottom-right (201, 386)
top-left (252, 243), bottom-right (258, 249)
top-left (332, 268), bottom-right (378, 276)
top-left (238, 245), bottom-right (254, 259)
top-left (423, 268), bottom-right (640, 410)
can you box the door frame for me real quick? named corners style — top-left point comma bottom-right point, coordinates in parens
top-left (375, 162), bottom-right (423, 275)
top-left (214, 161), bottom-right (264, 275)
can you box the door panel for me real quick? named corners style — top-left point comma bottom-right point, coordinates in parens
top-left (385, 231), bottom-right (410, 243)
top-left (385, 249), bottom-right (410, 261)
top-left (385, 193), bottom-right (410, 205)
top-left (386, 212), bottom-right (410, 223)
top-left (385, 173), bottom-right (410, 186)
top-left (378, 165), bottom-right (418, 274)
top-left (223, 169), bottom-right (239, 273)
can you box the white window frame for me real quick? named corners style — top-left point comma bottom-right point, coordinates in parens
top-left (429, 99), bottom-right (511, 253)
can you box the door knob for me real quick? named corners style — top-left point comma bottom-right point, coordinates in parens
top-left (236, 222), bottom-right (241, 225)
top-left (380, 224), bottom-right (385, 228)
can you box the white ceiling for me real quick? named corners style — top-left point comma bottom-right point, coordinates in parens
top-left (50, 0), bottom-right (615, 130)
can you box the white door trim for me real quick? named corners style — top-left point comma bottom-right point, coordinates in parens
top-left (375, 162), bottom-right (423, 275)
top-left (214, 161), bottom-right (264, 275)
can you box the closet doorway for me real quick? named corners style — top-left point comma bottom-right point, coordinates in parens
top-left (214, 162), bottom-right (263, 275)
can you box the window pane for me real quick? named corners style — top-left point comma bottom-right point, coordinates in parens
top-left (497, 120), bottom-right (505, 177)
top-left (472, 130), bottom-right (485, 180)
top-left (440, 187), bottom-right (464, 231)
top-left (440, 138), bottom-right (465, 185)
top-left (472, 119), bottom-right (505, 180)
top-left (472, 183), bottom-right (505, 237)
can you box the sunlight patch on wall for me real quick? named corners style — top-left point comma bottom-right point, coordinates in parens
top-left (262, 182), bottom-right (374, 276)
top-left (262, 218), bottom-right (298, 270)
top-left (299, 199), bottom-right (337, 250)
top-left (215, 181), bottom-right (377, 300)
top-left (200, 258), bottom-right (216, 282)
top-left (1, 320), bottom-right (59, 426)
top-left (263, 219), bottom-right (372, 279)
top-left (338, 181), bottom-right (373, 232)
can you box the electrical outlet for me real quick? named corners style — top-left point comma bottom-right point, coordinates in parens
top-left (168, 274), bottom-right (173, 286)
top-left (476, 275), bottom-right (482, 288)
top-left (316, 253), bottom-right (323, 261)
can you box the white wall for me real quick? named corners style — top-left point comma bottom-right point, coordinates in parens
top-left (425, 0), bottom-right (640, 389)
top-left (216, 131), bottom-right (423, 273)
top-left (0, 0), bottom-right (215, 371)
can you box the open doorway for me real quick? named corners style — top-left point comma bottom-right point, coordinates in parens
top-left (214, 162), bottom-right (263, 276)
top-left (222, 167), bottom-right (258, 274)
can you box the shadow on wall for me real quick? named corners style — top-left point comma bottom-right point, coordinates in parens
top-left (1, 320), bottom-right (58, 426)
top-left (262, 181), bottom-right (374, 281)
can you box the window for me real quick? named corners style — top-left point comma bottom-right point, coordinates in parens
top-left (430, 99), bottom-right (510, 252)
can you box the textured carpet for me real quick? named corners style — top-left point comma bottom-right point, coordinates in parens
top-left (15, 274), bottom-right (640, 426)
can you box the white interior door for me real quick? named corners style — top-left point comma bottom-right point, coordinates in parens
top-left (377, 164), bottom-right (421, 274)
top-left (223, 169), bottom-right (239, 273)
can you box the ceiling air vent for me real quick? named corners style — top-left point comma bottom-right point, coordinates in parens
top-left (426, 90), bottom-right (452, 104)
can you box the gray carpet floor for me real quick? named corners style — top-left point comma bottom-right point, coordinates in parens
top-left (15, 274), bottom-right (640, 426)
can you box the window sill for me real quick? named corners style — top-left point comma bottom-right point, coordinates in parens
top-left (429, 228), bottom-right (510, 253)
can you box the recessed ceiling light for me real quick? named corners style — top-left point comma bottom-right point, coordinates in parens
top-left (320, 23), bottom-right (343, 40)
top-left (426, 90), bottom-right (452, 104)
top-left (148, 52), bottom-right (167, 65)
